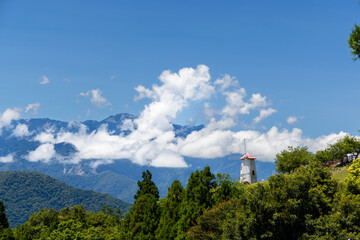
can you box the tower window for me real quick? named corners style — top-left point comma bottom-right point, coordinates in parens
top-left (252, 170), bottom-right (255, 175)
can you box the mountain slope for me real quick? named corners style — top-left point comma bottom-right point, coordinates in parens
top-left (0, 171), bottom-right (131, 227)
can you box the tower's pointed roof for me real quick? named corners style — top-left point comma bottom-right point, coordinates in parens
top-left (240, 152), bottom-right (256, 160)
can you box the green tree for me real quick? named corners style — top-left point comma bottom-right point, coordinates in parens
top-left (0, 201), bottom-right (13, 240)
top-left (275, 146), bottom-right (314, 173)
top-left (348, 24), bottom-right (360, 60)
top-left (121, 194), bottom-right (159, 240)
top-left (314, 148), bottom-right (334, 165)
top-left (156, 180), bottom-right (185, 240)
top-left (176, 166), bottom-right (217, 239)
top-left (345, 157), bottom-right (360, 194)
top-left (48, 220), bottom-right (85, 240)
top-left (121, 170), bottom-right (160, 240)
top-left (187, 201), bottom-right (236, 240)
top-left (134, 170), bottom-right (159, 201)
top-left (0, 201), bottom-right (9, 230)
top-left (212, 173), bottom-right (242, 204)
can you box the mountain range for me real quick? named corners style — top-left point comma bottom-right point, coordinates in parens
top-left (0, 113), bottom-right (276, 203)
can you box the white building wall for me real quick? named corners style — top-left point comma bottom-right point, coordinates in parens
top-left (240, 159), bottom-right (257, 184)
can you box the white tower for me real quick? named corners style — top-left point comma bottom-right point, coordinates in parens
top-left (240, 152), bottom-right (257, 184)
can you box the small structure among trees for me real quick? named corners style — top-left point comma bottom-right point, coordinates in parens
top-left (240, 152), bottom-right (257, 184)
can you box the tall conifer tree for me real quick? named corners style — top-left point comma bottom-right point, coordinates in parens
top-left (121, 170), bottom-right (160, 240)
top-left (0, 201), bottom-right (9, 229)
top-left (156, 180), bottom-right (184, 240)
top-left (176, 166), bottom-right (216, 239)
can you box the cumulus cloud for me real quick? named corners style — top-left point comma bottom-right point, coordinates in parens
top-left (23, 65), bottom-right (351, 167)
top-left (0, 154), bottom-right (14, 163)
top-left (254, 108), bottom-right (277, 123)
top-left (80, 89), bottom-right (110, 107)
top-left (0, 108), bottom-right (21, 135)
top-left (12, 124), bottom-right (31, 138)
top-left (287, 116), bottom-right (299, 124)
top-left (27, 143), bottom-right (56, 163)
top-left (40, 75), bottom-right (50, 85)
top-left (222, 90), bottom-right (267, 120)
top-left (214, 74), bottom-right (238, 91)
top-left (134, 85), bottom-right (153, 101)
top-left (25, 103), bottom-right (41, 114)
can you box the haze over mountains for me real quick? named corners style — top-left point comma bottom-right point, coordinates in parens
top-left (0, 113), bottom-right (275, 203)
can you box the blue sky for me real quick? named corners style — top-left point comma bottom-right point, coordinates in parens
top-left (0, 0), bottom-right (359, 144)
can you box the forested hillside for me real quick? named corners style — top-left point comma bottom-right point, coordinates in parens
top-left (0, 171), bottom-right (131, 227)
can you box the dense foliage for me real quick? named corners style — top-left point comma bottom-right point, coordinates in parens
top-left (0, 171), bottom-right (131, 227)
top-left (14, 205), bottom-right (122, 240)
top-left (189, 165), bottom-right (338, 239)
top-left (275, 146), bottom-right (314, 173)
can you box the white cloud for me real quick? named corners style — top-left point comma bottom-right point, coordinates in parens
top-left (27, 143), bottom-right (56, 162)
top-left (80, 89), bottom-right (110, 107)
top-left (0, 108), bottom-right (21, 135)
top-left (0, 154), bottom-right (14, 163)
top-left (134, 85), bottom-right (153, 101)
top-left (254, 108), bottom-right (277, 123)
top-left (214, 74), bottom-right (238, 91)
top-left (0, 108), bottom-right (21, 126)
top-left (40, 75), bottom-right (50, 85)
top-left (221, 90), bottom-right (268, 120)
top-left (34, 131), bottom-right (56, 143)
top-left (25, 103), bottom-right (41, 114)
top-left (12, 124), bottom-right (31, 138)
top-left (287, 116), bottom-right (299, 124)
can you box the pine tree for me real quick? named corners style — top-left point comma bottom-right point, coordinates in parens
top-left (0, 201), bottom-right (9, 229)
top-left (121, 170), bottom-right (160, 240)
top-left (134, 170), bottom-right (159, 201)
top-left (156, 180), bottom-right (185, 240)
top-left (176, 166), bottom-right (216, 239)
top-left (0, 200), bottom-right (13, 240)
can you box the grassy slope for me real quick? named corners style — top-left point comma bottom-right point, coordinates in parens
top-left (0, 171), bottom-right (132, 227)
top-left (331, 165), bottom-right (350, 182)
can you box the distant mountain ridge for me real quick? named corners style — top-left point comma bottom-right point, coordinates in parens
top-left (0, 113), bottom-right (204, 158)
top-left (0, 171), bottom-right (131, 227)
top-left (0, 113), bottom-right (275, 203)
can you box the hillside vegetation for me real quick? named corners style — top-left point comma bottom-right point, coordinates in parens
top-left (0, 171), bottom-right (131, 227)
top-left (331, 164), bottom-right (350, 181)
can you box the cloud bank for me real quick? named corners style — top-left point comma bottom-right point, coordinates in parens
top-left (1, 65), bottom-right (350, 167)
